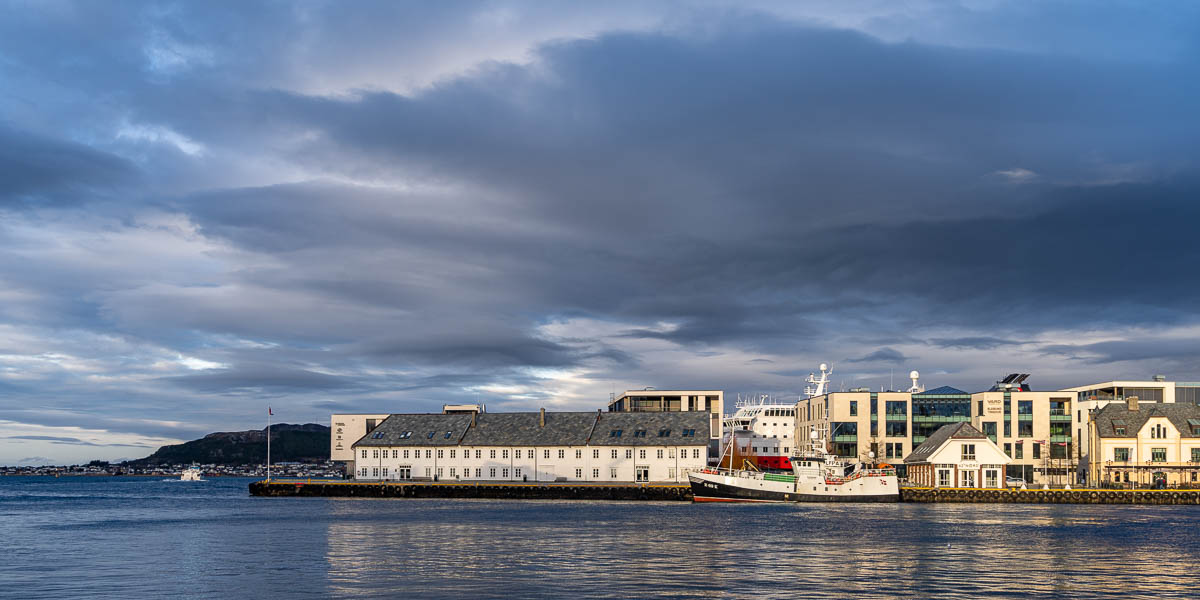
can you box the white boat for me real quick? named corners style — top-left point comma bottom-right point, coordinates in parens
top-left (691, 417), bottom-right (898, 503)
top-left (180, 466), bottom-right (205, 482)
top-left (719, 364), bottom-right (832, 471)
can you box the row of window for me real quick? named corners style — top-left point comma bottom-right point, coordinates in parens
top-left (358, 466), bottom-right (683, 480)
top-left (1113, 447), bottom-right (1200, 462)
top-left (361, 447), bottom-right (704, 460)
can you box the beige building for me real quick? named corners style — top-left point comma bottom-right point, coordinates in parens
top-left (1088, 398), bottom-right (1200, 488)
top-left (330, 413), bottom-right (391, 463)
top-left (904, 422), bottom-right (1011, 488)
top-left (607, 389), bottom-right (723, 439)
top-left (970, 390), bottom-right (1079, 485)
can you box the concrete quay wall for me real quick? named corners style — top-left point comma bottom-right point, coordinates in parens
top-left (901, 487), bottom-right (1200, 505)
top-left (249, 480), bottom-right (693, 501)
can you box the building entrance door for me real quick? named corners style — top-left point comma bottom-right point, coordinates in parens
top-left (636, 466), bottom-right (649, 482)
top-left (960, 470), bottom-right (976, 488)
top-left (398, 466), bottom-right (411, 480)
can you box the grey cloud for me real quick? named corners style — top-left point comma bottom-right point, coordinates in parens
top-left (847, 348), bottom-right (910, 364)
top-left (0, 126), bottom-right (136, 205)
top-left (930, 337), bottom-right (1023, 350)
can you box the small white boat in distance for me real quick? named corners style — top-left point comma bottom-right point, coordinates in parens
top-left (180, 466), bottom-right (205, 482)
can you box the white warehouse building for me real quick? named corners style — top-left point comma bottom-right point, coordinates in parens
top-left (351, 409), bottom-right (710, 483)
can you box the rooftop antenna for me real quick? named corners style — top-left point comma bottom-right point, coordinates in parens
top-left (908, 370), bottom-right (923, 393)
top-left (804, 363), bottom-right (832, 397)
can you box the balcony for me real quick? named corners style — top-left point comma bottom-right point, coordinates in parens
top-left (1049, 435), bottom-right (1072, 443)
top-left (833, 434), bottom-right (858, 443)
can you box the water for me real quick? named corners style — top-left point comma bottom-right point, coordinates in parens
top-left (2, 476), bottom-right (1198, 599)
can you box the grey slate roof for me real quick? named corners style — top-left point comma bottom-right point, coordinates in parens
top-left (1093, 402), bottom-right (1200, 438)
top-left (352, 413), bottom-right (474, 447)
top-left (350, 410), bottom-right (710, 448)
top-left (588, 412), bottom-right (710, 446)
top-left (903, 422), bottom-right (986, 464)
top-left (459, 412), bottom-right (600, 447)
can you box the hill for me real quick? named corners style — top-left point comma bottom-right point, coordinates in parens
top-left (127, 423), bottom-right (330, 466)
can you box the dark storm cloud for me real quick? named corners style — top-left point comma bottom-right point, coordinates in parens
top-left (0, 126), bottom-right (135, 205)
top-left (847, 348), bottom-right (910, 364)
top-left (1039, 339), bottom-right (1200, 366)
top-left (930, 337), bottom-right (1023, 350)
top-left (2, 2), bottom-right (1200, 464)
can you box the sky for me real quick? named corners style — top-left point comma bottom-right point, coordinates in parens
top-left (2, 1), bottom-right (1199, 465)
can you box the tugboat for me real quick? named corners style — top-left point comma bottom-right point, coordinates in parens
top-left (689, 421), bottom-right (898, 503)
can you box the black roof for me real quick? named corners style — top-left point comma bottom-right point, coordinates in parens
top-left (352, 410), bottom-right (709, 448)
top-left (916, 386), bottom-right (969, 396)
top-left (903, 422), bottom-right (986, 464)
top-left (1093, 402), bottom-right (1200, 438)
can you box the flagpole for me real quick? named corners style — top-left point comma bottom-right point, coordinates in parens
top-left (267, 407), bottom-right (272, 482)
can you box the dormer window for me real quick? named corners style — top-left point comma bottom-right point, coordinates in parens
top-left (658, 429), bottom-right (671, 437)
top-left (610, 429), bottom-right (622, 438)
top-left (634, 430), bottom-right (647, 438)
top-left (444, 431), bottom-right (453, 439)
top-left (427, 432), bottom-right (435, 439)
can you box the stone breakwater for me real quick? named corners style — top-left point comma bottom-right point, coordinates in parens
top-left (900, 487), bottom-right (1200, 504)
top-left (250, 480), bottom-right (1200, 504)
top-left (249, 480), bottom-right (693, 501)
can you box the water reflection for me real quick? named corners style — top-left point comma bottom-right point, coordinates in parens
top-left (324, 500), bottom-right (1200, 599)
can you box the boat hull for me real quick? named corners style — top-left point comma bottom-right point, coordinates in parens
top-left (689, 472), bottom-right (899, 503)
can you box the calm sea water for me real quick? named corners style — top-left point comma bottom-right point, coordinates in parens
top-left (2, 476), bottom-right (1198, 599)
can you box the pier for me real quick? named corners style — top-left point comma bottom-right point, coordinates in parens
top-left (250, 479), bottom-right (693, 501)
top-left (900, 487), bottom-right (1200, 504)
top-left (252, 480), bottom-right (1200, 504)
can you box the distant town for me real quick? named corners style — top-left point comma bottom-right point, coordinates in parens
top-left (1, 461), bottom-right (343, 479)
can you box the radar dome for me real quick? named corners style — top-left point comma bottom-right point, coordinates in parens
top-left (910, 370), bottom-right (920, 379)
top-left (819, 363), bottom-right (828, 371)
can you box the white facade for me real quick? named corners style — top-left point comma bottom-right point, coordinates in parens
top-left (355, 443), bottom-right (706, 483)
top-left (330, 414), bottom-right (390, 462)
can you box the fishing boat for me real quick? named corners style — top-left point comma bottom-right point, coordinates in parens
top-left (690, 416), bottom-right (898, 503)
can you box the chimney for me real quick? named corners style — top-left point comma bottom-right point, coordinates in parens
top-left (540, 407), bottom-right (545, 428)
top-left (1127, 395), bottom-right (1139, 411)
top-left (471, 411), bottom-right (476, 428)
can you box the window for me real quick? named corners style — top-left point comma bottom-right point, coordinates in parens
top-left (425, 450), bottom-right (431, 459)
top-left (490, 449), bottom-right (496, 459)
top-left (657, 449), bottom-right (664, 459)
top-left (575, 468), bottom-right (582, 478)
top-left (1004, 443), bottom-right (1011, 457)
top-left (444, 431), bottom-right (452, 439)
top-left (449, 468), bottom-right (455, 477)
top-left (502, 468), bottom-right (509, 478)
top-left (1018, 422), bottom-right (1033, 437)
top-left (362, 450), bottom-right (367, 458)
top-left (1192, 448), bottom-right (1200, 463)
top-left (404, 450), bottom-right (410, 459)
top-left (393, 450), bottom-right (398, 458)
top-left (1152, 448), bottom-right (1166, 462)
top-left (937, 469), bottom-right (951, 487)
top-left (558, 449), bottom-right (565, 459)
top-left (1114, 448), bottom-right (1130, 462)
top-left (425, 467), bottom-right (431, 477)
top-left (515, 468), bottom-right (522, 478)
top-left (489, 468), bottom-right (496, 477)
top-left (544, 449), bottom-right (550, 459)
top-left (682, 429), bottom-right (696, 437)
top-left (961, 444), bottom-right (976, 461)
top-left (449, 449), bottom-right (455, 459)
top-left (476, 450), bottom-right (481, 459)
top-left (626, 449), bottom-right (632, 459)
top-left (610, 468), bottom-right (617, 478)
top-left (372, 449), bottom-right (379, 459)
top-left (610, 430), bottom-right (622, 438)
top-left (639, 449), bottom-right (646, 459)
top-left (850, 401), bottom-right (857, 416)
top-left (1003, 421), bottom-right (1011, 438)
top-left (475, 468), bottom-right (481, 478)
top-left (612, 449), bottom-right (618, 459)
top-left (372, 468), bottom-right (379, 477)
top-left (693, 449), bottom-right (701, 459)
top-left (576, 449), bottom-right (582, 459)
top-left (1015, 444), bottom-right (1023, 459)
top-left (437, 467), bottom-right (443, 477)
top-left (437, 449), bottom-right (443, 459)
top-left (669, 448), bottom-right (676, 458)
top-left (593, 468), bottom-right (600, 478)
top-left (593, 449), bottom-right (599, 459)
top-left (1032, 444), bottom-right (1040, 460)
top-left (668, 468), bottom-right (676, 479)
top-left (1114, 427), bottom-right (1126, 436)
top-left (885, 422), bottom-right (907, 437)
top-left (360, 467), bottom-right (367, 477)
top-left (427, 432), bottom-right (434, 439)
top-left (634, 430), bottom-right (647, 438)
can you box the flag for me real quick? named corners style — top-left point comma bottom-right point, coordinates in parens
top-left (268, 406), bottom-right (273, 416)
